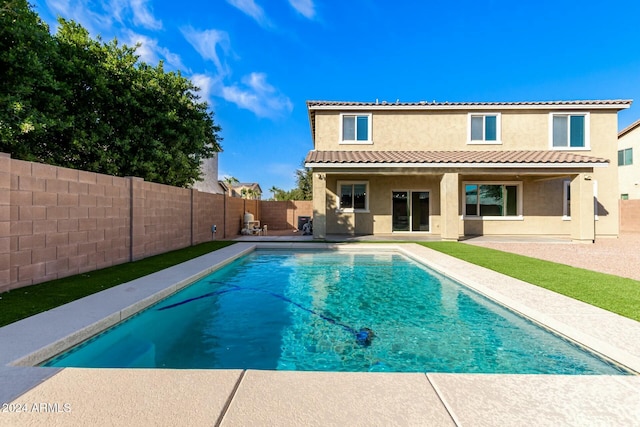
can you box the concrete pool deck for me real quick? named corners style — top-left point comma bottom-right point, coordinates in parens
top-left (1, 243), bottom-right (639, 426)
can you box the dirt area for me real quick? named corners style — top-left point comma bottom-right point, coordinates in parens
top-left (466, 233), bottom-right (640, 281)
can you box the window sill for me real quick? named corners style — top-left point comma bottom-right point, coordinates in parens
top-left (462, 215), bottom-right (524, 221)
top-left (562, 216), bottom-right (571, 221)
top-left (550, 146), bottom-right (590, 151)
top-left (467, 140), bottom-right (502, 145)
top-left (339, 140), bottom-right (373, 145)
top-left (336, 209), bottom-right (370, 214)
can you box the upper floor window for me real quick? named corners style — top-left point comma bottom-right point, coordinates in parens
top-left (550, 113), bottom-right (589, 149)
top-left (618, 148), bottom-right (633, 166)
top-left (468, 113), bottom-right (501, 144)
top-left (340, 113), bottom-right (372, 144)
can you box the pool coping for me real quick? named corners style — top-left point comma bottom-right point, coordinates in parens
top-left (1, 242), bottom-right (640, 425)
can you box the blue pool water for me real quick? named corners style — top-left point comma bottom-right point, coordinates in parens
top-left (44, 250), bottom-right (628, 374)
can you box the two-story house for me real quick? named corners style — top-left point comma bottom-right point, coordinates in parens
top-left (304, 100), bottom-right (631, 241)
top-left (618, 119), bottom-right (640, 200)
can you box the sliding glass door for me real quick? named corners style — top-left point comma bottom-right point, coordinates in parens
top-left (392, 191), bottom-right (430, 232)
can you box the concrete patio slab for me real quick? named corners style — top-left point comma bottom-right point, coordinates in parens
top-left (428, 373), bottom-right (640, 427)
top-left (0, 366), bottom-right (61, 406)
top-left (221, 370), bottom-right (455, 426)
top-left (1, 368), bottom-right (243, 427)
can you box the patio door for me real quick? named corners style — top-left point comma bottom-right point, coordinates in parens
top-left (392, 191), bottom-right (430, 232)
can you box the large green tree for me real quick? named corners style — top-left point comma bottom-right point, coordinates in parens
top-left (0, 0), bottom-right (60, 157)
top-left (0, 0), bottom-right (222, 187)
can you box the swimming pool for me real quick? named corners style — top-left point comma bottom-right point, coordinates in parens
top-left (43, 249), bottom-right (629, 374)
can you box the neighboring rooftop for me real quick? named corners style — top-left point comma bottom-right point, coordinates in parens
top-left (619, 118), bottom-right (640, 138)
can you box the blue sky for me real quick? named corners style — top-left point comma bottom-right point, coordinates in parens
top-left (33, 0), bottom-right (640, 195)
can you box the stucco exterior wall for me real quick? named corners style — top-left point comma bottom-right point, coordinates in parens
top-left (314, 110), bottom-right (617, 152)
top-left (311, 106), bottom-right (621, 239)
top-left (323, 173), bottom-right (593, 236)
top-left (618, 124), bottom-right (640, 200)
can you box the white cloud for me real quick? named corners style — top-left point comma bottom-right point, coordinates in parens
top-left (181, 27), bottom-right (232, 76)
top-left (45, 0), bottom-right (162, 34)
top-left (288, 0), bottom-right (316, 19)
top-left (220, 72), bottom-right (293, 118)
top-left (225, 0), bottom-right (271, 28)
top-left (109, 0), bottom-right (128, 23)
top-left (123, 30), bottom-right (188, 71)
top-left (45, 0), bottom-right (112, 34)
top-left (190, 73), bottom-right (219, 105)
top-left (130, 0), bottom-right (162, 30)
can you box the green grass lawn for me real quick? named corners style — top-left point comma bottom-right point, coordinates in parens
top-left (1, 240), bottom-right (638, 328)
top-left (0, 241), bottom-right (235, 327)
top-left (420, 242), bottom-right (640, 322)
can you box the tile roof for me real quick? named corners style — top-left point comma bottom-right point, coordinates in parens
top-left (307, 100), bottom-right (633, 108)
top-left (305, 150), bottom-right (609, 166)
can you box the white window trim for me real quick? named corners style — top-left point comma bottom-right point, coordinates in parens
top-left (337, 180), bottom-right (369, 213)
top-left (339, 113), bottom-right (373, 145)
top-left (462, 181), bottom-right (523, 220)
top-left (390, 189), bottom-right (432, 233)
top-left (618, 147), bottom-right (633, 166)
top-left (562, 180), bottom-right (571, 220)
top-left (594, 180), bottom-right (599, 221)
top-left (467, 112), bottom-right (502, 145)
top-left (549, 112), bottom-right (590, 151)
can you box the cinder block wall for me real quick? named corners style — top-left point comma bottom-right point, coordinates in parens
top-left (261, 201), bottom-right (313, 230)
top-left (4, 156), bottom-right (131, 291)
top-left (620, 200), bottom-right (640, 233)
top-left (139, 181), bottom-right (192, 258)
top-left (193, 192), bottom-right (225, 243)
top-left (1, 153), bottom-right (314, 292)
top-left (226, 197), bottom-right (246, 237)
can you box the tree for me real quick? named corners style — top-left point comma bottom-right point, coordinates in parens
top-left (293, 161), bottom-right (313, 200)
top-left (0, 2), bottom-right (222, 187)
top-left (0, 0), bottom-right (60, 157)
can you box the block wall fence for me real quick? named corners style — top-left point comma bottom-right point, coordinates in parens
top-left (620, 199), bottom-right (640, 233)
top-left (0, 153), bottom-right (312, 292)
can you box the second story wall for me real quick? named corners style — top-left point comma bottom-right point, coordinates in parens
top-left (313, 108), bottom-right (620, 162)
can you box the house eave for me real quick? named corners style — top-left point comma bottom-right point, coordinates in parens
top-left (305, 162), bottom-right (609, 169)
top-left (308, 101), bottom-right (632, 112)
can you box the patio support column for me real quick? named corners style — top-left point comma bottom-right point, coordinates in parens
top-left (440, 172), bottom-right (459, 241)
top-left (570, 173), bottom-right (595, 243)
top-left (312, 172), bottom-right (326, 239)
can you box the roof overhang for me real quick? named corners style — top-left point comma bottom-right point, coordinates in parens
top-left (304, 150), bottom-right (609, 170)
top-left (307, 99), bottom-right (632, 111)
top-left (305, 161), bottom-right (608, 169)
